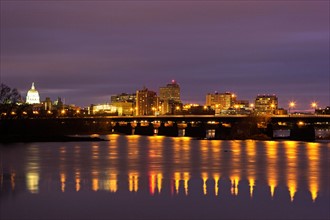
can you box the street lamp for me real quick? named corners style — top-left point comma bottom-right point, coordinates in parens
top-left (311, 102), bottom-right (317, 114)
top-left (311, 102), bottom-right (317, 109)
top-left (289, 102), bottom-right (295, 115)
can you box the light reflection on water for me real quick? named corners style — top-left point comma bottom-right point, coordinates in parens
top-left (1, 135), bottom-right (329, 219)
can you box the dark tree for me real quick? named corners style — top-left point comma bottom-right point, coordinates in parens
top-left (0, 83), bottom-right (21, 104)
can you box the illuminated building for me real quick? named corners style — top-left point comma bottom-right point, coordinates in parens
top-left (205, 92), bottom-right (235, 110)
top-left (53, 97), bottom-right (64, 109)
top-left (159, 80), bottom-right (181, 103)
top-left (91, 103), bottom-right (120, 115)
top-left (159, 80), bottom-right (181, 114)
top-left (110, 93), bottom-right (136, 116)
top-left (26, 82), bottom-right (40, 104)
top-left (110, 93), bottom-right (136, 103)
top-left (136, 87), bottom-right (159, 115)
top-left (112, 102), bottom-right (134, 116)
top-left (255, 95), bottom-right (278, 114)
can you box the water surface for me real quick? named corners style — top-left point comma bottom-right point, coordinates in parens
top-left (1, 135), bottom-right (329, 219)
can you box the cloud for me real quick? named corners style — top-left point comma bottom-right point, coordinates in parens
top-left (1, 1), bottom-right (329, 108)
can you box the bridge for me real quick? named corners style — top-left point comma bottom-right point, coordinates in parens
top-left (104, 115), bottom-right (330, 140)
top-left (1, 115), bottom-right (329, 141)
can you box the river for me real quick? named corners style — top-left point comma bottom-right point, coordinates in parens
top-left (0, 135), bottom-right (329, 219)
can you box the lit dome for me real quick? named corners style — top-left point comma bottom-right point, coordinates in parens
top-left (26, 82), bottom-right (40, 104)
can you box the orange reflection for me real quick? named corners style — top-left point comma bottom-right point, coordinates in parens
top-left (200, 140), bottom-right (209, 174)
top-left (174, 172), bottom-right (180, 194)
top-left (127, 136), bottom-right (140, 184)
top-left (26, 171), bottom-right (39, 194)
top-left (149, 174), bottom-right (156, 195)
top-left (307, 142), bottom-right (320, 202)
top-left (92, 145), bottom-right (99, 160)
top-left (230, 141), bottom-right (242, 178)
top-left (109, 173), bottom-right (118, 193)
top-left (129, 172), bottom-right (139, 192)
top-left (246, 141), bottom-right (256, 197)
top-left (173, 138), bottom-right (191, 171)
top-left (92, 178), bottom-right (99, 191)
top-left (108, 137), bottom-right (118, 193)
top-left (60, 173), bottom-right (66, 192)
top-left (149, 172), bottom-right (163, 195)
top-left (26, 146), bottom-right (40, 194)
top-left (172, 137), bottom-right (191, 195)
top-left (202, 172), bottom-right (208, 195)
top-left (285, 141), bottom-right (298, 202)
top-left (157, 173), bottom-right (163, 194)
top-left (127, 136), bottom-right (140, 193)
top-left (213, 174), bottom-right (220, 196)
top-left (249, 178), bottom-right (255, 198)
top-left (75, 171), bottom-right (81, 192)
top-left (173, 172), bottom-right (189, 195)
top-left (266, 141), bottom-right (278, 198)
top-left (183, 172), bottom-right (189, 195)
top-left (246, 140), bottom-right (256, 175)
top-left (211, 141), bottom-right (221, 174)
top-left (91, 168), bottom-right (99, 192)
top-left (148, 136), bottom-right (164, 177)
top-left (231, 175), bottom-right (239, 196)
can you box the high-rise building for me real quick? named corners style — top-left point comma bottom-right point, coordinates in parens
top-left (205, 92), bottom-right (235, 110)
top-left (26, 82), bottom-right (40, 104)
top-left (254, 94), bottom-right (278, 114)
top-left (159, 80), bottom-right (181, 114)
top-left (136, 87), bottom-right (158, 115)
top-left (159, 80), bottom-right (181, 102)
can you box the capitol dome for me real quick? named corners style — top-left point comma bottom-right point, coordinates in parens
top-left (26, 82), bottom-right (40, 104)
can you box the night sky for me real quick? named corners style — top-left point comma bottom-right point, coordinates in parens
top-left (1, 1), bottom-right (329, 110)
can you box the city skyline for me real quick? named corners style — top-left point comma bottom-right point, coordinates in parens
top-left (1, 1), bottom-right (329, 110)
top-left (16, 81), bottom-right (326, 113)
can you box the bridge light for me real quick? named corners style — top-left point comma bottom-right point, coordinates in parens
top-left (298, 121), bottom-right (305, 126)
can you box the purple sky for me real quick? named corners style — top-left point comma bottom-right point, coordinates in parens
top-left (1, 1), bottom-right (329, 110)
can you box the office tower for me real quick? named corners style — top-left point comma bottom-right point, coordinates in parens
top-left (159, 80), bottom-right (181, 114)
top-left (205, 92), bottom-right (235, 110)
top-left (136, 87), bottom-right (158, 115)
top-left (255, 94), bottom-right (278, 114)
